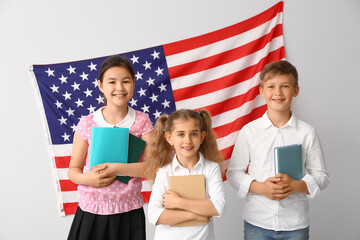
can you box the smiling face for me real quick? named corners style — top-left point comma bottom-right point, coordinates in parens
top-left (165, 118), bottom-right (206, 164)
top-left (98, 66), bottom-right (135, 109)
top-left (260, 74), bottom-right (299, 115)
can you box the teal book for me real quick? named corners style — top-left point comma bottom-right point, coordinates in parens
top-left (116, 134), bottom-right (147, 184)
top-left (274, 144), bottom-right (303, 180)
top-left (89, 127), bottom-right (129, 169)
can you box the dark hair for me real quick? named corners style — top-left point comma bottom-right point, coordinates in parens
top-left (260, 60), bottom-right (298, 87)
top-left (145, 109), bottom-right (224, 180)
top-left (98, 55), bottom-right (135, 83)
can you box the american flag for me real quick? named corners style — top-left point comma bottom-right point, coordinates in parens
top-left (30, 2), bottom-right (284, 216)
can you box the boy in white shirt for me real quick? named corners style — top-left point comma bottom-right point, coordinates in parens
top-left (226, 60), bottom-right (329, 240)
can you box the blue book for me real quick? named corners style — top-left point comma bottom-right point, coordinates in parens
top-left (274, 144), bottom-right (303, 180)
top-left (90, 127), bottom-right (129, 169)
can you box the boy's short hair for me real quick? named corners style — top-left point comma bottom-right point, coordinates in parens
top-left (260, 60), bottom-right (298, 87)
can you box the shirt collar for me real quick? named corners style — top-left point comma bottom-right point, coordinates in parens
top-left (171, 152), bottom-right (206, 172)
top-left (260, 111), bottom-right (298, 129)
top-left (93, 106), bottom-right (136, 128)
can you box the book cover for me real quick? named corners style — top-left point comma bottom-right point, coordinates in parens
top-left (116, 134), bottom-right (147, 184)
top-left (168, 174), bottom-right (207, 227)
top-left (89, 127), bottom-right (129, 168)
top-left (274, 144), bottom-right (303, 180)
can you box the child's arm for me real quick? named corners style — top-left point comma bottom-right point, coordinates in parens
top-left (226, 129), bottom-right (254, 198)
top-left (105, 162), bottom-right (147, 178)
top-left (249, 176), bottom-right (293, 200)
top-left (68, 132), bottom-right (117, 187)
top-left (162, 190), bottom-right (219, 217)
top-left (300, 130), bottom-right (329, 197)
top-left (156, 209), bottom-right (210, 226)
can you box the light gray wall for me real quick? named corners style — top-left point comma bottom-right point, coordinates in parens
top-left (0, 0), bottom-right (359, 239)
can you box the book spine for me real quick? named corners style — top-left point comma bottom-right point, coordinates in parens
top-left (274, 148), bottom-right (279, 175)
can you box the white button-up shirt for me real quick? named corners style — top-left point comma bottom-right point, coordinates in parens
top-left (148, 153), bottom-right (226, 240)
top-left (227, 112), bottom-right (329, 231)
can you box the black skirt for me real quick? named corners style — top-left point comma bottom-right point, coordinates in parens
top-left (68, 207), bottom-right (146, 240)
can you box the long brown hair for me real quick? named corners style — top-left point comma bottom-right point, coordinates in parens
top-left (145, 109), bottom-right (224, 180)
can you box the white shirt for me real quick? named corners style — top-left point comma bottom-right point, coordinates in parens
top-left (226, 112), bottom-right (329, 231)
top-left (148, 153), bottom-right (226, 240)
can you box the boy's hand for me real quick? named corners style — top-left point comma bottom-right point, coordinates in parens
top-left (275, 173), bottom-right (294, 185)
top-left (276, 173), bottom-right (310, 194)
top-left (85, 164), bottom-right (117, 188)
top-left (162, 190), bottom-right (181, 210)
top-left (250, 177), bottom-right (292, 201)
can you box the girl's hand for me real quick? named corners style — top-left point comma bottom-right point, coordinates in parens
top-left (85, 164), bottom-right (117, 188)
top-left (162, 190), bottom-right (181, 209)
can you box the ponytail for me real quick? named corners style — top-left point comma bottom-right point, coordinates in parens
top-left (145, 115), bottom-right (174, 180)
top-left (198, 110), bottom-right (224, 165)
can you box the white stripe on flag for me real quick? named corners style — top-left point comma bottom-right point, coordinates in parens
top-left (62, 191), bottom-right (80, 203)
top-left (211, 95), bottom-right (266, 128)
top-left (141, 179), bottom-right (153, 192)
top-left (216, 131), bottom-right (240, 151)
top-left (57, 168), bottom-right (70, 180)
top-left (53, 144), bottom-right (73, 156)
top-left (174, 73), bottom-right (261, 110)
top-left (166, 12), bottom-right (283, 67)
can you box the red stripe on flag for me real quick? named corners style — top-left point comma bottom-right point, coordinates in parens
top-left (142, 191), bottom-right (151, 203)
top-left (59, 179), bottom-right (78, 192)
top-left (172, 46), bottom-right (285, 102)
top-left (63, 202), bottom-right (78, 215)
top-left (220, 145), bottom-right (235, 161)
top-left (168, 24), bottom-right (283, 79)
top-left (163, 2), bottom-right (283, 56)
top-left (55, 156), bottom-right (71, 168)
top-left (213, 105), bottom-right (267, 138)
top-left (223, 169), bottom-right (228, 181)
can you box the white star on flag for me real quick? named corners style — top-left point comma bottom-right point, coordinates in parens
top-left (80, 72), bottom-right (89, 81)
top-left (71, 82), bottom-right (80, 91)
top-left (88, 62), bottom-right (97, 71)
top-left (83, 88), bottom-right (93, 97)
top-left (50, 84), bottom-right (59, 93)
top-left (151, 50), bottom-right (160, 60)
top-left (135, 71), bottom-right (143, 80)
top-left (67, 65), bottom-right (76, 74)
top-left (46, 68), bottom-right (55, 77)
top-left (130, 55), bottom-right (139, 64)
top-left (59, 75), bottom-right (68, 84)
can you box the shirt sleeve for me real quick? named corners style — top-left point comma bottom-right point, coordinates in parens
top-left (206, 162), bottom-right (226, 217)
top-left (226, 127), bottom-right (254, 198)
top-left (148, 168), bottom-right (168, 225)
top-left (139, 112), bottom-right (154, 136)
top-left (302, 129), bottom-right (329, 198)
top-left (75, 115), bottom-right (93, 140)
